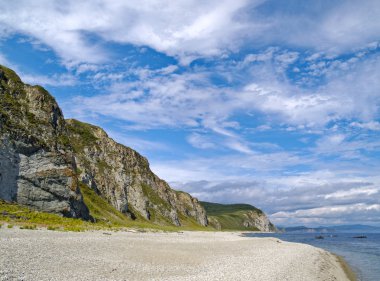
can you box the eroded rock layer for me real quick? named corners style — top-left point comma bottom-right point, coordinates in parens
top-left (66, 119), bottom-right (207, 226)
top-left (0, 66), bottom-right (90, 219)
top-left (0, 65), bottom-right (207, 226)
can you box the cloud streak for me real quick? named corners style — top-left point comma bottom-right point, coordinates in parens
top-left (1, 0), bottom-right (379, 227)
top-left (0, 0), bottom-right (379, 65)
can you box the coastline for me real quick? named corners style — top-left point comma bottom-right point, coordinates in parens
top-left (335, 254), bottom-right (358, 281)
top-left (1, 228), bottom-right (352, 280)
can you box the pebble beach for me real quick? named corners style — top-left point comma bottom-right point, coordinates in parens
top-left (0, 228), bottom-right (351, 281)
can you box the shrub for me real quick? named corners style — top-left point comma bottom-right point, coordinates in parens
top-left (47, 226), bottom-right (58, 231)
top-left (20, 225), bottom-right (37, 230)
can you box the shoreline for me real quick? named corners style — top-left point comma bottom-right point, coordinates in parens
top-left (243, 232), bottom-right (358, 281)
top-left (335, 254), bottom-right (358, 281)
top-left (1, 228), bottom-right (352, 280)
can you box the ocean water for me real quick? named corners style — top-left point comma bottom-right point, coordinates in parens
top-left (247, 232), bottom-right (380, 281)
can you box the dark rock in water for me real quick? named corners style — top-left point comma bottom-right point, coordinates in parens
top-left (353, 235), bottom-right (367, 239)
top-left (315, 235), bottom-right (324, 239)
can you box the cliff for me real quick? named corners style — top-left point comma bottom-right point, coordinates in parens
top-left (201, 202), bottom-right (277, 232)
top-left (66, 119), bottom-right (207, 226)
top-left (0, 65), bottom-right (207, 227)
top-left (0, 66), bottom-right (90, 219)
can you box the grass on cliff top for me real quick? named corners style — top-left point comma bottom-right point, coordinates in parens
top-left (200, 201), bottom-right (263, 216)
top-left (65, 119), bottom-right (99, 151)
top-left (0, 65), bottom-right (22, 83)
top-left (207, 211), bottom-right (260, 231)
top-left (200, 202), bottom-right (262, 231)
top-left (0, 185), bottom-right (211, 232)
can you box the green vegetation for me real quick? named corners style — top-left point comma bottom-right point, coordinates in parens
top-left (201, 202), bottom-right (263, 215)
top-left (201, 201), bottom-right (262, 231)
top-left (32, 85), bottom-right (57, 104)
top-left (66, 119), bottom-right (99, 151)
top-left (97, 159), bottom-right (111, 174)
top-left (140, 184), bottom-right (182, 226)
top-left (0, 200), bottom-right (90, 231)
top-left (0, 65), bottom-right (22, 83)
top-left (0, 185), bottom-right (210, 232)
top-left (0, 65), bottom-right (212, 233)
top-left (141, 184), bottom-right (171, 211)
top-left (177, 212), bottom-right (210, 230)
top-left (79, 183), bottom-right (133, 226)
top-left (20, 225), bottom-right (37, 230)
top-left (0, 65), bottom-right (52, 149)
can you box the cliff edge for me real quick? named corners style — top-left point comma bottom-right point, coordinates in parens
top-left (0, 65), bottom-right (206, 227)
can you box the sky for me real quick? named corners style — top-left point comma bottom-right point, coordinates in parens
top-left (0, 0), bottom-right (379, 227)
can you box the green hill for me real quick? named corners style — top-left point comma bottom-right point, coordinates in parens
top-left (201, 202), bottom-right (276, 232)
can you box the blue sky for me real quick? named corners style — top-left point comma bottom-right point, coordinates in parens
top-left (0, 0), bottom-right (379, 226)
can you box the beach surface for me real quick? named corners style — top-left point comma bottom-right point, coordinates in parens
top-left (0, 228), bottom-right (350, 281)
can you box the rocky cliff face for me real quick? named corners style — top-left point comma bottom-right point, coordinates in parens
top-left (201, 202), bottom-right (276, 232)
top-left (66, 119), bottom-right (207, 226)
top-left (241, 210), bottom-right (277, 232)
top-left (0, 66), bottom-right (90, 219)
top-left (208, 210), bottom-right (276, 232)
top-left (0, 65), bottom-right (207, 227)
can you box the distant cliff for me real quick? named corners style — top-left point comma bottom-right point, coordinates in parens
top-left (201, 202), bottom-right (277, 232)
top-left (0, 65), bottom-right (207, 227)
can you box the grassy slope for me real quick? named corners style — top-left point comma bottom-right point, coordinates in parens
top-left (0, 185), bottom-right (210, 232)
top-left (200, 201), bottom-right (261, 231)
top-left (201, 202), bottom-right (263, 215)
top-left (66, 119), bottom-right (206, 229)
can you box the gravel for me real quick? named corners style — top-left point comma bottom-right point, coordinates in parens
top-left (0, 228), bottom-right (349, 281)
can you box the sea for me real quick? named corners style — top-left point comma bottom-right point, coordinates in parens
top-left (246, 232), bottom-right (380, 281)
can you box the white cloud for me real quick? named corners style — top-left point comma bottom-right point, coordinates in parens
top-left (259, 0), bottom-right (380, 54)
top-left (324, 187), bottom-right (378, 199)
top-left (0, 53), bottom-right (10, 66)
top-left (169, 169), bottom-right (380, 226)
top-left (67, 51), bottom-right (380, 132)
top-left (271, 203), bottom-right (380, 226)
top-left (350, 121), bottom-right (380, 131)
top-left (1, 1), bottom-right (379, 65)
top-left (243, 54), bottom-right (380, 127)
top-left (0, 0), bottom-right (255, 65)
top-left (313, 132), bottom-right (380, 161)
top-left (0, 52), bottom-right (77, 87)
top-left (187, 133), bottom-right (216, 149)
top-left (2, 0), bottom-right (379, 228)
top-left (106, 130), bottom-right (169, 155)
top-left (21, 72), bottom-right (77, 87)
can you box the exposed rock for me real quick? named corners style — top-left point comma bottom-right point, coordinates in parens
top-left (0, 65), bottom-right (208, 227)
top-left (201, 201), bottom-right (276, 232)
top-left (66, 119), bottom-right (207, 226)
top-left (0, 65), bottom-right (90, 219)
top-left (241, 210), bottom-right (277, 232)
top-left (1, 65), bottom-right (275, 230)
